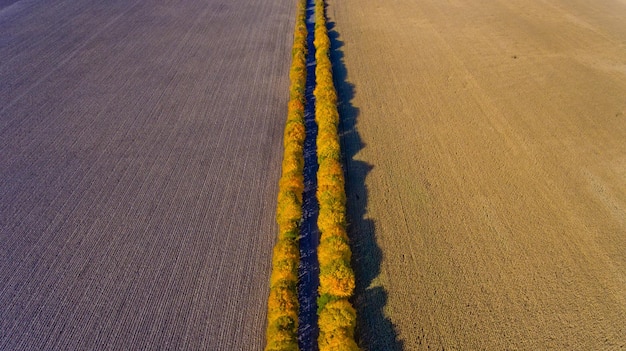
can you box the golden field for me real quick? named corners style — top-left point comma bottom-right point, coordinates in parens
top-left (329, 0), bottom-right (626, 348)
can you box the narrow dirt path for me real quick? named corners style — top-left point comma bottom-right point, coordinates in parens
top-left (297, 0), bottom-right (320, 348)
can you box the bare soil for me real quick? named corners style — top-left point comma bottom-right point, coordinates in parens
top-left (329, 0), bottom-right (626, 349)
top-left (0, 0), bottom-right (295, 349)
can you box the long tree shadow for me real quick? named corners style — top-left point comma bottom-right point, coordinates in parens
top-left (327, 20), bottom-right (404, 351)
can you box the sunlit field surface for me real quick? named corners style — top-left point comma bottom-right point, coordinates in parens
top-left (329, 0), bottom-right (626, 348)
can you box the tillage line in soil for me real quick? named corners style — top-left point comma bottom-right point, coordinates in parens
top-left (297, 0), bottom-right (320, 349)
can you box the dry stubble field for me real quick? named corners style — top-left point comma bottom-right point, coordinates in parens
top-left (329, 0), bottom-right (626, 349)
top-left (0, 0), bottom-right (296, 349)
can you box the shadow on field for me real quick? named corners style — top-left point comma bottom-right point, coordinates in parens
top-left (328, 20), bottom-right (404, 351)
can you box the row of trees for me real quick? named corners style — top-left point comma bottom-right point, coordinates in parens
top-left (265, 0), bottom-right (308, 349)
top-left (313, 0), bottom-right (359, 348)
top-left (266, 0), bottom-right (359, 348)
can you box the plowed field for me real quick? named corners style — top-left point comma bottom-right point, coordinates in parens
top-left (0, 0), bottom-right (294, 349)
top-left (329, 0), bottom-right (626, 349)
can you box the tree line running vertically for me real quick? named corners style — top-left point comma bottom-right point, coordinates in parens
top-left (265, 0), bottom-right (359, 348)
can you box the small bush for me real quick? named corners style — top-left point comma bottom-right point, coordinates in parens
top-left (319, 259), bottom-right (355, 297)
top-left (318, 300), bottom-right (357, 332)
top-left (318, 236), bottom-right (352, 266)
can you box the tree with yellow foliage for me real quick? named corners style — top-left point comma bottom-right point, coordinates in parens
top-left (265, 0), bottom-right (308, 349)
top-left (314, 0), bottom-right (360, 349)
